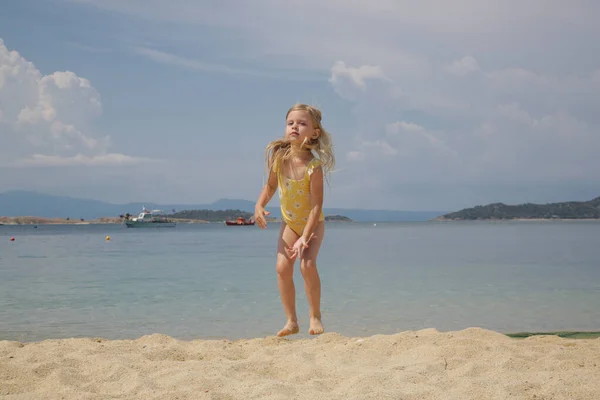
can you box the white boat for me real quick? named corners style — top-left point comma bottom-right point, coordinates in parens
top-left (124, 207), bottom-right (176, 228)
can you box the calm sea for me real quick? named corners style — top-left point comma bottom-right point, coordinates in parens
top-left (1, 221), bottom-right (599, 342)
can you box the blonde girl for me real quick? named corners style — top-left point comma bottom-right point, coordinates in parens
top-left (254, 103), bottom-right (335, 337)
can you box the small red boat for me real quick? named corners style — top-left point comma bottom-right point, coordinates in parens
top-left (225, 217), bottom-right (255, 226)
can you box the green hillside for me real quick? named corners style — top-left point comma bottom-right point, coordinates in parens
top-left (436, 197), bottom-right (600, 220)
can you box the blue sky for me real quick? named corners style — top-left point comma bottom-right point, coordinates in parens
top-left (1, 0), bottom-right (599, 211)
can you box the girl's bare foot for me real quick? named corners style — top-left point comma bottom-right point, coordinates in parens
top-left (308, 316), bottom-right (324, 335)
top-left (277, 321), bottom-right (299, 337)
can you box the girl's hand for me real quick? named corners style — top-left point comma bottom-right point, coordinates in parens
top-left (289, 233), bottom-right (315, 259)
top-left (254, 207), bottom-right (270, 229)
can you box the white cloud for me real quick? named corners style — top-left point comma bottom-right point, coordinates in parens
top-left (470, 105), bottom-right (599, 181)
top-left (332, 53), bottom-right (600, 206)
top-left (133, 46), bottom-right (265, 77)
top-left (362, 140), bottom-right (398, 157)
top-left (346, 151), bottom-right (365, 162)
top-left (328, 61), bottom-right (389, 101)
top-left (11, 153), bottom-right (161, 167)
top-left (445, 56), bottom-right (480, 76)
top-left (53, 1), bottom-right (600, 208)
top-left (483, 68), bottom-right (595, 96)
top-left (347, 120), bottom-right (460, 182)
top-left (132, 46), bottom-right (323, 81)
top-left (386, 121), bottom-right (448, 152)
top-left (0, 39), bottom-right (153, 167)
top-left (67, 1), bottom-right (600, 71)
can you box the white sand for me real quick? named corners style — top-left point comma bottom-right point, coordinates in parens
top-left (1, 327), bottom-right (599, 399)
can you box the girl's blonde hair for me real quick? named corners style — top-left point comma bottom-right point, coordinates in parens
top-left (265, 103), bottom-right (335, 181)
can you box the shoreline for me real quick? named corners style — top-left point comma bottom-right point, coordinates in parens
top-left (4, 329), bottom-right (600, 344)
top-left (2, 327), bottom-right (599, 399)
top-left (0, 217), bottom-right (355, 225)
top-left (0, 216), bottom-right (212, 225)
top-left (433, 217), bottom-right (600, 222)
top-left (0, 216), bottom-right (121, 225)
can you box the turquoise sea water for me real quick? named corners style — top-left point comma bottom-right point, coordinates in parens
top-left (1, 221), bottom-right (599, 342)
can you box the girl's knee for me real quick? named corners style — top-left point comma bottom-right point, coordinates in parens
top-left (300, 259), bottom-right (317, 273)
top-left (276, 260), bottom-right (294, 278)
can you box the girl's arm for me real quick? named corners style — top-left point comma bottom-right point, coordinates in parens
top-left (301, 165), bottom-right (324, 243)
top-left (254, 169), bottom-right (278, 229)
top-left (255, 169), bottom-right (278, 209)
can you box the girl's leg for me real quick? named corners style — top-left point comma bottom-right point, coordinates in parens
top-left (276, 222), bottom-right (301, 337)
top-left (299, 221), bottom-right (325, 335)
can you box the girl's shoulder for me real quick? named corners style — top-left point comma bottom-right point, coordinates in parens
top-left (307, 158), bottom-right (322, 176)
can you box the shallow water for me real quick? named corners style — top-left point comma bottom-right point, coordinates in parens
top-left (1, 221), bottom-right (599, 341)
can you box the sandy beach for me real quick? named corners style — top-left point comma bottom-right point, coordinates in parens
top-left (1, 328), bottom-right (599, 399)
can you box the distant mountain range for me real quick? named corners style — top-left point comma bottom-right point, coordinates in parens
top-left (436, 196), bottom-right (600, 220)
top-left (0, 191), bottom-right (447, 222)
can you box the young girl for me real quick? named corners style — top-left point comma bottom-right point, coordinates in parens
top-left (254, 103), bottom-right (335, 337)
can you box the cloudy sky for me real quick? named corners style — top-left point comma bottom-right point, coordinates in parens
top-left (1, 0), bottom-right (599, 211)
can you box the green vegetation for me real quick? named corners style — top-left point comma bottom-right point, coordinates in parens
top-left (166, 209), bottom-right (353, 222)
top-left (325, 214), bottom-right (353, 222)
top-left (436, 196), bottom-right (600, 220)
top-left (506, 331), bottom-right (600, 339)
top-left (169, 209), bottom-right (252, 222)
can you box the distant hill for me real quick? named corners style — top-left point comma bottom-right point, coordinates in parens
top-left (324, 215), bottom-right (353, 222)
top-left (0, 190), bottom-right (446, 222)
top-left (436, 196), bottom-right (600, 220)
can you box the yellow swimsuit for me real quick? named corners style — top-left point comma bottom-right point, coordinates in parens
top-left (274, 158), bottom-right (325, 236)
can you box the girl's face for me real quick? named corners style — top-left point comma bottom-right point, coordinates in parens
top-left (285, 110), bottom-right (319, 147)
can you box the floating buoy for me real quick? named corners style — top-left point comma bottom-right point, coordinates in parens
top-left (10, 237), bottom-right (15, 241)
top-left (105, 236), bottom-right (110, 241)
